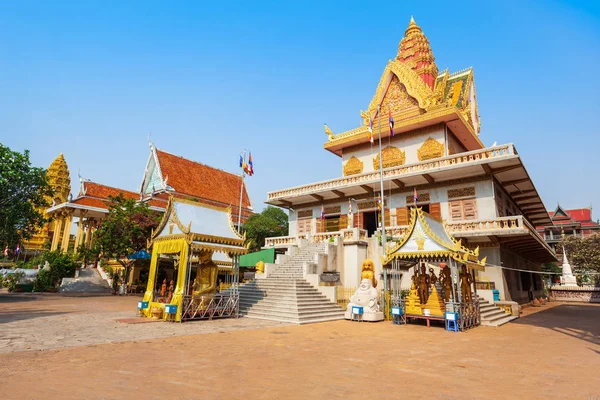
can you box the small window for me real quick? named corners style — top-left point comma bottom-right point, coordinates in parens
top-left (449, 198), bottom-right (478, 221)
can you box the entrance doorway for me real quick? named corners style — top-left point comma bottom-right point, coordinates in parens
top-left (363, 211), bottom-right (378, 237)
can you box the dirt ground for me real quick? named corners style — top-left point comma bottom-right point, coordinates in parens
top-left (0, 292), bottom-right (599, 400)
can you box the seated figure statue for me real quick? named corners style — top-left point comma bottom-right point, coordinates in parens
top-left (344, 278), bottom-right (384, 322)
top-left (192, 251), bottom-right (218, 298)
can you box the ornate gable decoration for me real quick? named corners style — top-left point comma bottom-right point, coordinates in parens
top-left (343, 156), bottom-right (364, 176)
top-left (380, 75), bottom-right (419, 115)
top-left (373, 146), bottom-right (406, 170)
top-left (417, 137), bottom-right (444, 161)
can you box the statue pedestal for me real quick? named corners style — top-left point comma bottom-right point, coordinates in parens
top-left (560, 261), bottom-right (578, 286)
top-left (344, 310), bottom-right (384, 321)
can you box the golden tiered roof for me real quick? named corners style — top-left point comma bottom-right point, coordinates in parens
top-left (323, 17), bottom-right (482, 155)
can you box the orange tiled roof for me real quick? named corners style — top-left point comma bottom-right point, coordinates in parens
top-left (155, 149), bottom-right (251, 209)
top-left (71, 197), bottom-right (110, 209)
top-left (81, 181), bottom-right (139, 200)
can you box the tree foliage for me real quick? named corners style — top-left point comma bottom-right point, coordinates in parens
top-left (94, 194), bottom-right (161, 266)
top-left (244, 206), bottom-right (288, 252)
top-left (0, 143), bottom-right (52, 247)
top-left (561, 234), bottom-right (600, 284)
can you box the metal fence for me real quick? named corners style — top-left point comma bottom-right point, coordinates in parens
top-left (180, 293), bottom-right (239, 321)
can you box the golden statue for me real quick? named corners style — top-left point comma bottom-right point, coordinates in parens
top-left (439, 263), bottom-right (453, 302)
top-left (255, 260), bottom-right (265, 274)
top-left (417, 264), bottom-right (430, 304)
top-left (160, 278), bottom-right (167, 301)
top-left (405, 282), bottom-right (422, 315)
top-left (192, 251), bottom-right (219, 297)
top-left (459, 264), bottom-right (474, 303)
top-left (360, 259), bottom-right (377, 289)
top-left (423, 285), bottom-right (446, 317)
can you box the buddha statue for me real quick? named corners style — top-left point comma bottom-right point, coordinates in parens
top-left (459, 265), bottom-right (473, 303)
top-left (417, 265), bottom-right (430, 304)
top-left (192, 251), bottom-right (219, 298)
top-left (360, 259), bottom-right (377, 288)
top-left (440, 264), bottom-right (453, 302)
top-left (160, 278), bottom-right (167, 302)
top-left (344, 278), bottom-right (384, 322)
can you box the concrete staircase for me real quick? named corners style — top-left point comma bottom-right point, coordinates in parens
top-left (238, 243), bottom-right (345, 324)
top-left (58, 268), bottom-right (112, 294)
top-left (480, 300), bottom-right (518, 327)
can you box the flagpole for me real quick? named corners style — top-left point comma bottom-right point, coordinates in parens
top-left (237, 150), bottom-right (246, 233)
top-left (377, 105), bottom-right (387, 258)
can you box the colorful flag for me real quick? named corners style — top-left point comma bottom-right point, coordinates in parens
top-left (413, 187), bottom-right (419, 204)
top-left (14, 244), bottom-right (20, 255)
top-left (377, 195), bottom-right (382, 210)
top-left (389, 109), bottom-right (394, 136)
top-left (321, 204), bottom-right (325, 220)
top-left (248, 152), bottom-right (254, 176)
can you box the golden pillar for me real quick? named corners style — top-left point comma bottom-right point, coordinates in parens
top-left (51, 214), bottom-right (64, 251)
top-left (73, 220), bottom-right (84, 254)
top-left (60, 213), bottom-right (73, 253)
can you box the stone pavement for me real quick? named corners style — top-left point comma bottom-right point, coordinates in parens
top-left (0, 293), bottom-right (599, 399)
top-left (0, 292), bottom-right (287, 353)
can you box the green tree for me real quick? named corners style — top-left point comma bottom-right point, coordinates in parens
top-left (561, 234), bottom-right (600, 285)
top-left (0, 143), bottom-right (52, 248)
top-left (243, 206), bottom-right (288, 252)
top-left (94, 195), bottom-right (161, 290)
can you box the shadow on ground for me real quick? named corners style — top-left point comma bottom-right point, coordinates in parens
top-left (0, 309), bottom-right (70, 324)
top-left (514, 303), bottom-right (600, 347)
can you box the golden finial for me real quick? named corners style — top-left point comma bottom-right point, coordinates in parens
top-left (324, 123), bottom-right (334, 140)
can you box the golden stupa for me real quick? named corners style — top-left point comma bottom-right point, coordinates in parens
top-left (24, 153), bottom-right (71, 250)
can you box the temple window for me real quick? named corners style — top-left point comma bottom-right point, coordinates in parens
top-left (297, 217), bottom-right (311, 235)
top-left (449, 198), bottom-right (478, 221)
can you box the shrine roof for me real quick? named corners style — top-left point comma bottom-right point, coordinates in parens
top-left (155, 149), bottom-right (251, 209)
top-left (152, 197), bottom-right (248, 255)
top-left (549, 207), bottom-right (593, 222)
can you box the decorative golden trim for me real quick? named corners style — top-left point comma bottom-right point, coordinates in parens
top-left (417, 137), bottom-right (445, 161)
top-left (373, 146), bottom-right (406, 170)
top-left (448, 187), bottom-right (476, 199)
top-left (343, 156), bottom-right (364, 176)
top-left (192, 233), bottom-right (245, 247)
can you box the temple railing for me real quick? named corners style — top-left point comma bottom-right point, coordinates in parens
top-left (265, 236), bottom-right (298, 247)
top-left (267, 144), bottom-right (515, 201)
top-left (311, 232), bottom-right (340, 243)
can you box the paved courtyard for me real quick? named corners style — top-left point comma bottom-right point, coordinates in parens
top-left (0, 292), bottom-right (599, 399)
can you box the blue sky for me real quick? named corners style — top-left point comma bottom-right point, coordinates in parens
top-left (1, 1), bottom-right (599, 214)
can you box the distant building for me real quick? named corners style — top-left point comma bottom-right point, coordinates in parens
top-left (536, 205), bottom-right (600, 253)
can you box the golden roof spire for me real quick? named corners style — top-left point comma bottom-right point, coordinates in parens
top-left (47, 153), bottom-right (71, 204)
top-left (397, 16), bottom-right (438, 90)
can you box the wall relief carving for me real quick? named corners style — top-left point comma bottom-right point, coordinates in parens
top-left (448, 187), bottom-right (476, 199)
top-left (343, 156), bottom-right (364, 176)
top-left (297, 210), bottom-right (313, 218)
top-left (373, 145), bottom-right (406, 170)
top-left (417, 137), bottom-right (445, 161)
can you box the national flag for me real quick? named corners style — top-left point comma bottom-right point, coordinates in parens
top-left (368, 115), bottom-right (374, 144)
top-left (413, 187), bottom-right (419, 204)
top-left (248, 152), bottom-right (254, 176)
top-left (348, 200), bottom-right (353, 215)
top-left (389, 109), bottom-right (394, 136)
top-left (321, 204), bottom-right (325, 220)
top-left (239, 154), bottom-right (243, 168)
top-left (14, 244), bottom-right (20, 255)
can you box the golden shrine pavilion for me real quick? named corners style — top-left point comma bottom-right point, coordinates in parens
top-left (264, 17), bottom-right (556, 305)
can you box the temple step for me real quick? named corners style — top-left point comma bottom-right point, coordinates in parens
top-left (240, 245), bottom-right (343, 324)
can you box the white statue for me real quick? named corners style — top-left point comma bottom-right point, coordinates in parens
top-left (344, 278), bottom-right (384, 322)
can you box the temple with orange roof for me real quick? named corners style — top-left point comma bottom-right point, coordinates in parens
top-left (42, 141), bottom-right (252, 285)
top-left (264, 17), bottom-right (556, 308)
